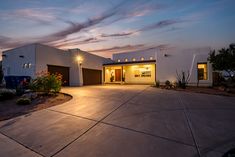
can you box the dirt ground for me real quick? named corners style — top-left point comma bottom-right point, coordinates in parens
top-left (173, 86), bottom-right (235, 97)
top-left (0, 93), bottom-right (72, 121)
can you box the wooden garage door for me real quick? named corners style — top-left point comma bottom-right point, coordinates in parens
top-left (82, 68), bottom-right (102, 85)
top-left (48, 65), bottom-right (69, 86)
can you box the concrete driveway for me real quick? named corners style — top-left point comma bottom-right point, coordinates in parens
top-left (0, 85), bottom-right (235, 157)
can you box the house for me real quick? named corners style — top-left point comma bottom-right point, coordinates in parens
top-left (2, 43), bottom-right (213, 86)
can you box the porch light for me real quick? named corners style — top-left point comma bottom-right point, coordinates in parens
top-left (76, 56), bottom-right (83, 65)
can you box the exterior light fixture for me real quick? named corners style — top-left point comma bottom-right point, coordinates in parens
top-left (76, 56), bottom-right (83, 65)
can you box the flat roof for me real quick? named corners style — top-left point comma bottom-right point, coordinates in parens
top-left (103, 60), bottom-right (156, 66)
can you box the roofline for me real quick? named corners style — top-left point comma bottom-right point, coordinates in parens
top-left (103, 60), bottom-right (156, 66)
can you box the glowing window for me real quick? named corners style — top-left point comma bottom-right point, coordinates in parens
top-left (125, 58), bottom-right (128, 62)
top-left (140, 57), bottom-right (144, 61)
top-left (117, 59), bottom-right (121, 62)
top-left (197, 63), bottom-right (208, 80)
top-left (132, 58), bottom-right (136, 61)
top-left (133, 66), bottom-right (151, 77)
top-left (150, 56), bottom-right (153, 60)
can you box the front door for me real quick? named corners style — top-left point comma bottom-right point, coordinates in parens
top-left (115, 69), bottom-right (121, 81)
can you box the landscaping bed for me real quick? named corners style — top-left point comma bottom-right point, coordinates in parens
top-left (174, 86), bottom-right (235, 97)
top-left (0, 92), bottom-right (72, 121)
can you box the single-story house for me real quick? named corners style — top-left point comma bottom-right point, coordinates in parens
top-left (2, 43), bottom-right (213, 86)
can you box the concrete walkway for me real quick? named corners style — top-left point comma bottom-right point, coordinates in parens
top-left (0, 85), bottom-right (235, 157)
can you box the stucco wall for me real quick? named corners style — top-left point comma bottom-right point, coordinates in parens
top-left (113, 49), bottom-right (156, 62)
top-left (2, 44), bottom-right (36, 77)
top-left (156, 48), bottom-right (213, 86)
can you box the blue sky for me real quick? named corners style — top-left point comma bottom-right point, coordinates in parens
top-left (0, 0), bottom-right (235, 59)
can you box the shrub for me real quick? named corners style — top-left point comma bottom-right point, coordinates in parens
top-left (30, 71), bottom-right (62, 94)
top-left (0, 61), bottom-right (3, 84)
top-left (176, 70), bottom-right (190, 89)
top-left (0, 89), bottom-right (16, 101)
top-left (165, 80), bottom-right (171, 86)
top-left (16, 98), bottom-right (31, 105)
top-left (155, 80), bottom-right (160, 87)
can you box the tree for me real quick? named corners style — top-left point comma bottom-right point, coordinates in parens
top-left (0, 61), bottom-right (3, 84)
top-left (208, 44), bottom-right (235, 80)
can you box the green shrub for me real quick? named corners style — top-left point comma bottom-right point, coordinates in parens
top-left (16, 98), bottom-right (31, 105)
top-left (165, 80), bottom-right (171, 86)
top-left (0, 89), bottom-right (16, 101)
top-left (30, 72), bottom-right (62, 94)
top-left (155, 80), bottom-right (160, 87)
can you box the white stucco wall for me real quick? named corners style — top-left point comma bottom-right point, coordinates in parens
top-left (113, 48), bottom-right (156, 62)
top-left (156, 48), bottom-right (213, 86)
top-left (2, 44), bottom-right (111, 86)
top-left (69, 49), bottom-right (112, 86)
top-left (2, 44), bottom-right (36, 77)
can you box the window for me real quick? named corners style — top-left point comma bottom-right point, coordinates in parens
top-left (133, 66), bottom-right (151, 77)
top-left (117, 59), bottom-right (121, 62)
top-left (150, 56), bottom-right (153, 60)
top-left (197, 63), bottom-right (208, 80)
top-left (125, 58), bottom-right (128, 62)
top-left (140, 57), bottom-right (144, 61)
top-left (132, 58), bottom-right (136, 61)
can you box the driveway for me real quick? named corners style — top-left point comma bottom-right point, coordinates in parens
top-left (0, 85), bottom-right (235, 157)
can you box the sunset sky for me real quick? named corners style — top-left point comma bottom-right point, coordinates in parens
top-left (0, 0), bottom-right (235, 60)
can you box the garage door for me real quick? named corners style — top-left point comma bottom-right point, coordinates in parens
top-left (82, 68), bottom-right (102, 85)
top-left (48, 65), bottom-right (69, 86)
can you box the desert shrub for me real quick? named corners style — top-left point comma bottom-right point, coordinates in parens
top-left (155, 80), bottom-right (160, 87)
top-left (0, 62), bottom-right (3, 84)
top-left (176, 70), bottom-right (190, 89)
top-left (30, 71), bottom-right (62, 94)
top-left (165, 80), bottom-right (172, 89)
top-left (16, 98), bottom-right (31, 105)
top-left (0, 89), bottom-right (16, 101)
top-left (165, 80), bottom-right (171, 86)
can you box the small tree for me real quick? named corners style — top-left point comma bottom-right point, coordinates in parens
top-left (208, 44), bottom-right (235, 81)
top-left (0, 61), bottom-right (3, 84)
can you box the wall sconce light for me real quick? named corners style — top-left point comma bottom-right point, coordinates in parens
top-left (164, 54), bottom-right (169, 57)
top-left (76, 56), bottom-right (83, 66)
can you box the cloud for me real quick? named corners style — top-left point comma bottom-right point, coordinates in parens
top-left (54, 37), bottom-right (104, 48)
top-left (0, 8), bottom-right (59, 25)
top-left (89, 44), bottom-right (145, 53)
top-left (100, 31), bottom-right (137, 38)
top-left (89, 43), bottom-right (171, 55)
top-left (99, 19), bottom-right (182, 38)
top-left (139, 19), bottom-right (182, 32)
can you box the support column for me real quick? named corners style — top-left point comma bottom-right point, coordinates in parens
top-left (78, 63), bottom-right (83, 86)
top-left (121, 66), bottom-right (123, 84)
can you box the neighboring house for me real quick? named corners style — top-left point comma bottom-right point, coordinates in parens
top-left (2, 43), bottom-right (213, 86)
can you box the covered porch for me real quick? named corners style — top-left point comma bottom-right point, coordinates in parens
top-left (103, 60), bottom-right (156, 85)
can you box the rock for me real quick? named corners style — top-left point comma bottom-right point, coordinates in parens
top-left (22, 92), bottom-right (37, 100)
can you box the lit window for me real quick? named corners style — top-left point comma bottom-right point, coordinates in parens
top-left (133, 66), bottom-right (151, 77)
top-left (132, 58), bottom-right (136, 61)
top-left (197, 63), bottom-right (208, 80)
top-left (150, 56), bottom-right (153, 60)
top-left (117, 59), bottom-right (121, 62)
top-left (125, 58), bottom-right (128, 62)
top-left (140, 57), bottom-right (144, 61)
